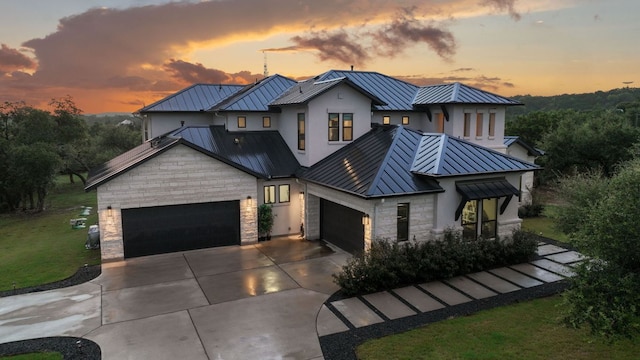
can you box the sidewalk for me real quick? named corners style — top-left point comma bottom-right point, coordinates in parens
top-left (317, 241), bottom-right (583, 360)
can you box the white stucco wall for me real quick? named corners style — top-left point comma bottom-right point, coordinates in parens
top-left (95, 144), bottom-right (258, 261)
top-left (257, 178), bottom-right (303, 236)
top-left (506, 144), bottom-right (537, 205)
top-left (221, 112), bottom-right (280, 132)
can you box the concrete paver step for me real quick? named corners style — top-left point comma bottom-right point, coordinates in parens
top-left (419, 281), bottom-right (471, 306)
top-left (317, 305), bottom-right (349, 336)
top-left (330, 297), bottom-right (384, 328)
top-left (537, 244), bottom-right (568, 256)
top-left (391, 286), bottom-right (445, 313)
top-left (510, 263), bottom-right (565, 283)
top-left (466, 271), bottom-right (521, 293)
top-left (488, 267), bottom-right (544, 288)
top-left (544, 251), bottom-right (584, 264)
top-left (530, 259), bottom-right (575, 277)
top-left (362, 291), bottom-right (416, 320)
top-left (445, 276), bottom-right (498, 299)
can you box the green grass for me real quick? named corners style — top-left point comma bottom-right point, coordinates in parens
top-left (522, 205), bottom-right (569, 243)
top-left (0, 177), bottom-right (101, 291)
top-left (0, 353), bottom-right (62, 360)
top-left (357, 296), bottom-right (639, 360)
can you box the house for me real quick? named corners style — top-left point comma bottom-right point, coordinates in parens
top-left (85, 70), bottom-right (540, 261)
top-left (504, 136), bottom-right (544, 205)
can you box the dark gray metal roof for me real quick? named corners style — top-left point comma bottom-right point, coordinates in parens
top-left (413, 82), bottom-right (522, 106)
top-left (271, 76), bottom-right (385, 107)
top-left (139, 84), bottom-right (245, 112)
top-left (315, 70), bottom-right (419, 111)
top-left (456, 178), bottom-right (519, 200)
top-left (504, 136), bottom-right (545, 156)
top-left (85, 136), bottom-right (181, 190)
top-left (411, 134), bottom-right (539, 177)
top-left (85, 125), bottom-right (300, 190)
top-left (301, 125), bottom-right (443, 198)
top-left (214, 74), bottom-right (297, 112)
top-left (171, 126), bottom-right (299, 178)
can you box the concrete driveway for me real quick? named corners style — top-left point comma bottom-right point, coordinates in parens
top-left (0, 237), bottom-right (351, 360)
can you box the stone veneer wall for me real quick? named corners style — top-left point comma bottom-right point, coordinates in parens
top-left (96, 144), bottom-right (257, 261)
top-left (372, 195), bottom-right (435, 243)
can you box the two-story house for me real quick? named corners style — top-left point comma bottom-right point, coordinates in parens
top-left (85, 70), bottom-right (539, 261)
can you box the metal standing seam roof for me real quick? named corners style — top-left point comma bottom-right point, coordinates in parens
top-left (315, 70), bottom-right (419, 111)
top-left (504, 136), bottom-right (545, 156)
top-left (270, 76), bottom-right (386, 107)
top-left (301, 125), bottom-right (443, 198)
top-left (214, 74), bottom-right (297, 112)
top-left (138, 84), bottom-right (245, 112)
top-left (411, 134), bottom-right (539, 177)
top-left (413, 82), bottom-right (522, 106)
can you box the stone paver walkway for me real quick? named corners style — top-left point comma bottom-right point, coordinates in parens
top-left (317, 241), bottom-right (582, 337)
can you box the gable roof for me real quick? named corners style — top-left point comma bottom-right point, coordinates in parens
top-left (213, 74), bottom-right (297, 112)
top-left (315, 70), bottom-right (419, 111)
top-left (411, 134), bottom-right (539, 177)
top-left (85, 125), bottom-right (300, 190)
top-left (301, 125), bottom-right (443, 198)
top-left (504, 136), bottom-right (545, 156)
top-left (413, 82), bottom-right (522, 106)
top-left (271, 76), bottom-right (386, 107)
top-left (138, 84), bottom-right (245, 112)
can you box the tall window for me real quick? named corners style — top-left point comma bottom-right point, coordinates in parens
top-left (476, 113), bottom-right (484, 137)
top-left (461, 200), bottom-right (478, 241)
top-left (328, 113), bottom-right (339, 141)
top-left (488, 113), bottom-right (496, 137)
top-left (343, 113), bottom-right (353, 141)
top-left (297, 113), bottom-right (305, 150)
top-left (264, 185), bottom-right (276, 204)
top-left (237, 116), bottom-right (246, 128)
top-left (402, 116), bottom-right (410, 125)
top-left (383, 115), bottom-right (390, 125)
top-left (481, 198), bottom-right (497, 239)
top-left (263, 116), bottom-right (271, 128)
top-left (278, 184), bottom-right (290, 203)
top-left (397, 203), bottom-right (410, 242)
top-left (436, 113), bottom-right (445, 133)
top-left (463, 113), bottom-right (471, 137)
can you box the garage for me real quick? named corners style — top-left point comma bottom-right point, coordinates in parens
top-left (122, 201), bottom-right (240, 258)
top-left (320, 199), bottom-right (364, 254)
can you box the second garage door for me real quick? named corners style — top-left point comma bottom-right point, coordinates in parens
top-left (122, 201), bottom-right (240, 258)
top-left (320, 199), bottom-right (364, 254)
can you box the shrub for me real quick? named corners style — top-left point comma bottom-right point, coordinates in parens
top-left (333, 229), bottom-right (538, 296)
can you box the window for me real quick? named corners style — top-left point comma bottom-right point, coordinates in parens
top-left (461, 198), bottom-right (498, 240)
top-left (328, 113), bottom-right (339, 141)
top-left (263, 116), bottom-right (271, 128)
top-left (518, 175), bottom-right (523, 202)
top-left (476, 113), bottom-right (483, 137)
top-left (383, 115), bottom-right (390, 125)
top-left (436, 113), bottom-right (445, 133)
top-left (488, 113), bottom-right (496, 137)
top-left (264, 185), bottom-right (276, 204)
top-left (143, 118), bottom-right (150, 141)
top-left (343, 113), bottom-right (353, 141)
top-left (402, 116), bottom-right (410, 125)
top-left (397, 203), bottom-right (409, 242)
top-left (278, 184), bottom-right (290, 203)
top-left (237, 116), bottom-right (246, 128)
top-left (481, 198), bottom-right (497, 239)
top-left (297, 113), bottom-right (305, 150)
top-left (463, 113), bottom-right (471, 137)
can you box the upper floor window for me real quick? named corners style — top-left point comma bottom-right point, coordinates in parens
top-left (402, 116), bottom-right (410, 125)
top-left (328, 113), bottom-right (339, 141)
top-left (343, 113), bottom-right (353, 141)
top-left (436, 113), bottom-right (445, 133)
top-left (297, 113), bottom-right (305, 150)
top-left (476, 113), bottom-right (484, 137)
top-left (237, 116), bottom-right (246, 128)
top-left (463, 113), bottom-right (471, 138)
top-left (383, 115), bottom-right (390, 125)
top-left (263, 116), bottom-right (271, 128)
top-left (488, 113), bottom-right (496, 137)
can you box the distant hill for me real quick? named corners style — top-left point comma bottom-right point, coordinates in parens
top-left (506, 87), bottom-right (640, 120)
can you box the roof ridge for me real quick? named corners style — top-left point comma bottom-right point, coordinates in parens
top-left (367, 126), bottom-right (403, 196)
top-left (450, 82), bottom-right (461, 102)
top-left (448, 135), bottom-right (537, 165)
top-left (434, 133), bottom-right (448, 174)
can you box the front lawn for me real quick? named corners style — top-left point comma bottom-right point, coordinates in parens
top-left (357, 295), bottom-right (639, 359)
top-left (0, 353), bottom-right (62, 360)
top-left (0, 177), bottom-right (100, 291)
top-left (522, 205), bottom-right (569, 243)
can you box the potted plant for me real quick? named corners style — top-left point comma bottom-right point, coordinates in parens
top-left (257, 204), bottom-right (274, 241)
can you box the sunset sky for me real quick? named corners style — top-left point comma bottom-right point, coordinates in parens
top-left (0, 0), bottom-right (638, 114)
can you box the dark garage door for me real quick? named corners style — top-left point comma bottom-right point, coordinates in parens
top-left (122, 201), bottom-right (240, 258)
top-left (320, 199), bottom-right (364, 254)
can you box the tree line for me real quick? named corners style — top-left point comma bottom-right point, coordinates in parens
top-left (0, 98), bottom-right (141, 212)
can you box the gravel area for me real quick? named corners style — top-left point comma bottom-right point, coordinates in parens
top-left (0, 265), bottom-right (102, 359)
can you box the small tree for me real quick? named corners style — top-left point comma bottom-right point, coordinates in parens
top-left (558, 157), bottom-right (640, 339)
top-left (257, 204), bottom-right (274, 240)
